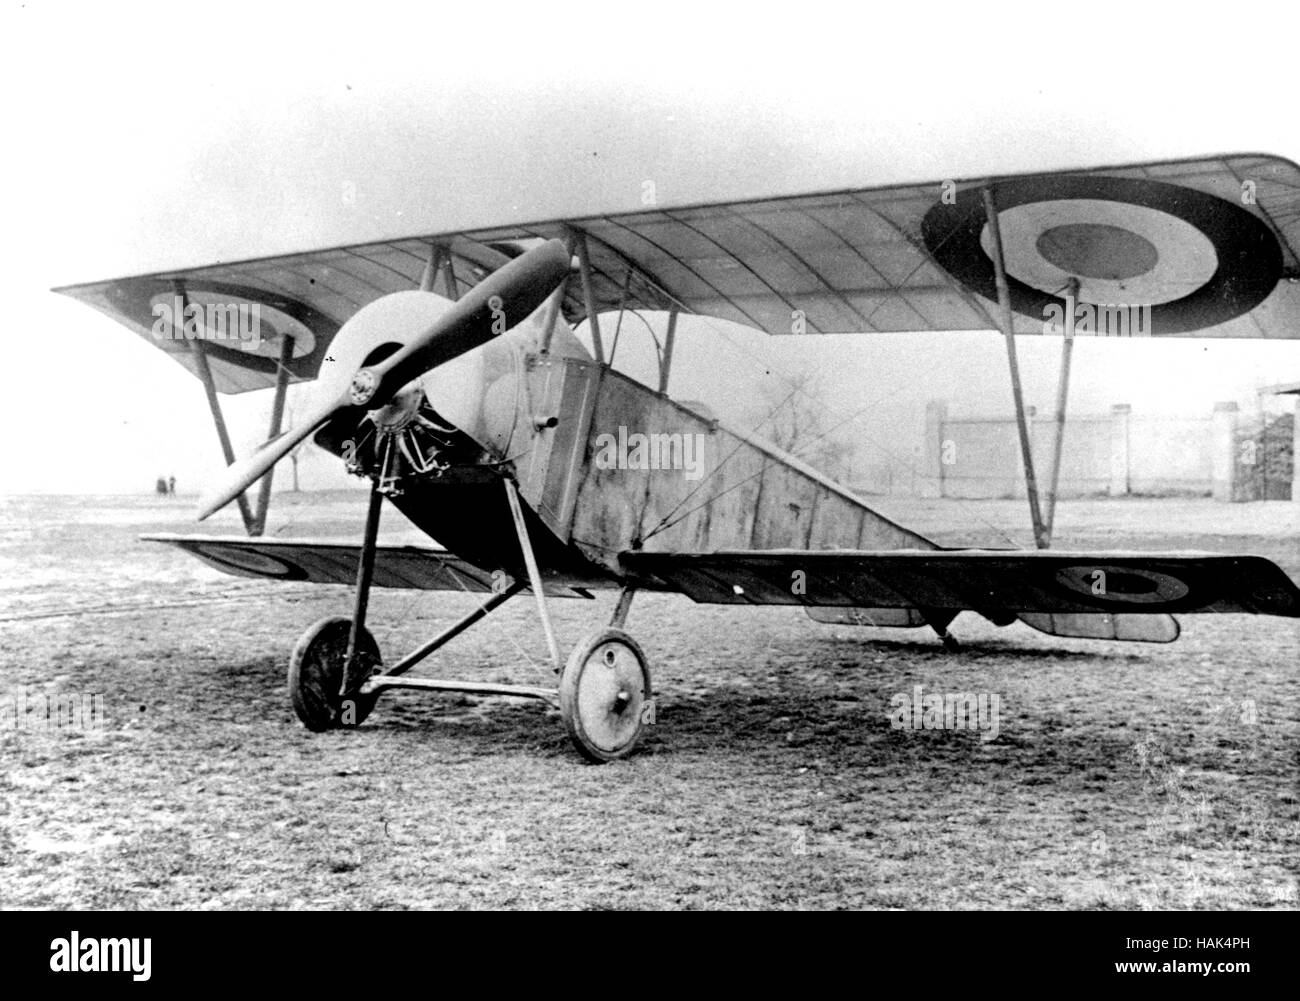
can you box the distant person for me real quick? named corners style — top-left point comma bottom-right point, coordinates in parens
top-left (168, 476), bottom-right (176, 496)
top-left (155, 477), bottom-right (167, 495)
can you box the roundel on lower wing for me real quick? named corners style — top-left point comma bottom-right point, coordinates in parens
top-left (189, 543), bottom-right (308, 580)
top-left (921, 175), bottom-right (1283, 334)
top-left (1054, 565), bottom-right (1192, 606)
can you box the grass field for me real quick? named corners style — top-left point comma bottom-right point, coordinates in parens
top-left (0, 491), bottom-right (1296, 909)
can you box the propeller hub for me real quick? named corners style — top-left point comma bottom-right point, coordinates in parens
top-left (349, 368), bottom-right (380, 406)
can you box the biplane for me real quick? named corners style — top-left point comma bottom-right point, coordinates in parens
top-left (54, 152), bottom-right (1300, 761)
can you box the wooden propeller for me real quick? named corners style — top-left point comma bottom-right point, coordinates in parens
top-left (196, 238), bottom-right (570, 521)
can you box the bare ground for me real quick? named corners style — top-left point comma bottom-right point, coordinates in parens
top-left (0, 492), bottom-right (1296, 909)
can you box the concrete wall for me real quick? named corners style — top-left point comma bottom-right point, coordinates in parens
top-left (921, 400), bottom-right (1238, 500)
top-left (1129, 416), bottom-right (1215, 496)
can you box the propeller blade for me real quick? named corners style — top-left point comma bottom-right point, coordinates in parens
top-left (346, 238), bottom-right (571, 408)
top-left (195, 238), bottom-right (572, 522)
top-left (196, 393), bottom-right (359, 522)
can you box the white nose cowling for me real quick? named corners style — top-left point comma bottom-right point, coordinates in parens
top-left (313, 291), bottom-right (489, 440)
top-left (196, 238), bottom-right (571, 521)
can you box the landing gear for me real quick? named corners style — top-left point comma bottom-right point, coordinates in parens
top-left (559, 629), bottom-right (653, 763)
top-left (288, 616), bottom-right (380, 730)
top-left (290, 476), bottom-right (386, 731)
top-left (292, 473), bottom-right (655, 761)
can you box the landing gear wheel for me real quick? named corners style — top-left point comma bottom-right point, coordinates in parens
top-left (288, 616), bottom-right (381, 731)
top-left (559, 628), bottom-right (652, 763)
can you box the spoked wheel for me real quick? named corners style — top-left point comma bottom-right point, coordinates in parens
top-left (288, 616), bottom-right (381, 731)
top-left (559, 628), bottom-right (652, 763)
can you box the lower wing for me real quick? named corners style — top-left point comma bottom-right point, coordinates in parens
top-left (141, 533), bottom-right (598, 598)
top-left (620, 549), bottom-right (1300, 618)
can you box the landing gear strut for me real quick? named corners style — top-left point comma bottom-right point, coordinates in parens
top-left (287, 477), bottom-right (386, 730)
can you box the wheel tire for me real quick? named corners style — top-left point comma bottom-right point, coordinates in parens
top-left (288, 616), bottom-right (381, 731)
top-left (559, 628), bottom-right (652, 763)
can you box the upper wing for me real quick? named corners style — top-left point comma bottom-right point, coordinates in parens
top-left (141, 533), bottom-right (599, 598)
top-left (55, 153), bottom-right (1300, 393)
top-left (620, 549), bottom-right (1300, 617)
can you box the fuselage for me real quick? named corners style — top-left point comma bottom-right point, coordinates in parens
top-left (308, 291), bottom-right (936, 589)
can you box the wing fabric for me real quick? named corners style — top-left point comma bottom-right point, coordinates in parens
top-left (54, 154), bottom-right (1300, 394)
top-left (141, 533), bottom-right (597, 598)
top-left (620, 549), bottom-right (1300, 618)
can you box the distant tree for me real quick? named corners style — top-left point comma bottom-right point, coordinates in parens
top-left (283, 402), bottom-right (304, 492)
top-left (748, 367), bottom-right (857, 482)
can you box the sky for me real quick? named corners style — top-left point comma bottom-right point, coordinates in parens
top-left (1, 0), bottom-right (1297, 495)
